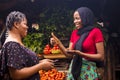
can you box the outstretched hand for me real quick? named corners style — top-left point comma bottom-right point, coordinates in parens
top-left (51, 32), bottom-right (66, 51)
top-left (51, 32), bottom-right (61, 45)
top-left (51, 32), bottom-right (74, 58)
top-left (39, 59), bottom-right (54, 71)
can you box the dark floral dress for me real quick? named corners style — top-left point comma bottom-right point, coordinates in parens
top-left (0, 41), bottom-right (40, 80)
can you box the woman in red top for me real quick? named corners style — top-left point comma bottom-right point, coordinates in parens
top-left (52, 7), bottom-right (104, 80)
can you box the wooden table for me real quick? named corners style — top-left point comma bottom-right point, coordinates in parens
top-left (43, 54), bottom-right (66, 59)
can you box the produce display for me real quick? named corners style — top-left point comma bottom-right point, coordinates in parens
top-left (51, 44), bottom-right (61, 54)
top-left (43, 44), bottom-right (51, 54)
top-left (39, 68), bottom-right (66, 80)
top-left (43, 44), bottom-right (61, 54)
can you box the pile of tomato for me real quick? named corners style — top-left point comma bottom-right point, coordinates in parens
top-left (39, 68), bottom-right (66, 80)
top-left (43, 44), bottom-right (61, 54)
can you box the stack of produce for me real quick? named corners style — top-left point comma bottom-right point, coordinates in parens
top-left (43, 44), bottom-right (61, 54)
top-left (51, 44), bottom-right (61, 54)
top-left (43, 44), bottom-right (51, 54)
top-left (39, 68), bottom-right (66, 80)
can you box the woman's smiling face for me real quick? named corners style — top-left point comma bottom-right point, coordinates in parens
top-left (73, 11), bottom-right (82, 29)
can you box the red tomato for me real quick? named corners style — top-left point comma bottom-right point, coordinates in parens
top-left (45, 44), bottom-right (50, 48)
top-left (43, 49), bottom-right (51, 54)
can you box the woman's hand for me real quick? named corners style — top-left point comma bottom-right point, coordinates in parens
top-left (9, 59), bottom-right (54, 79)
top-left (51, 32), bottom-right (62, 45)
top-left (39, 59), bottom-right (54, 71)
top-left (51, 33), bottom-right (70, 56)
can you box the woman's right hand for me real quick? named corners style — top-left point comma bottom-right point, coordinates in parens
top-left (39, 59), bottom-right (54, 71)
top-left (51, 32), bottom-right (73, 58)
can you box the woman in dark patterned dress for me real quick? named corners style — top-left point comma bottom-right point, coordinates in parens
top-left (0, 11), bottom-right (54, 80)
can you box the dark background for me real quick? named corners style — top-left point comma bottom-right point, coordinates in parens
top-left (0, 0), bottom-right (120, 33)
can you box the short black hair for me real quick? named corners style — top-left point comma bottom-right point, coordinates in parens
top-left (6, 11), bottom-right (26, 30)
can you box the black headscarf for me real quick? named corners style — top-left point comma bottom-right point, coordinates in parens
top-left (71, 7), bottom-right (95, 80)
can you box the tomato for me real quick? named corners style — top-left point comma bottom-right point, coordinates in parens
top-left (45, 44), bottom-right (50, 48)
top-left (56, 46), bottom-right (59, 49)
top-left (43, 49), bottom-right (51, 54)
top-left (43, 44), bottom-right (51, 54)
top-left (39, 68), bottom-right (66, 80)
